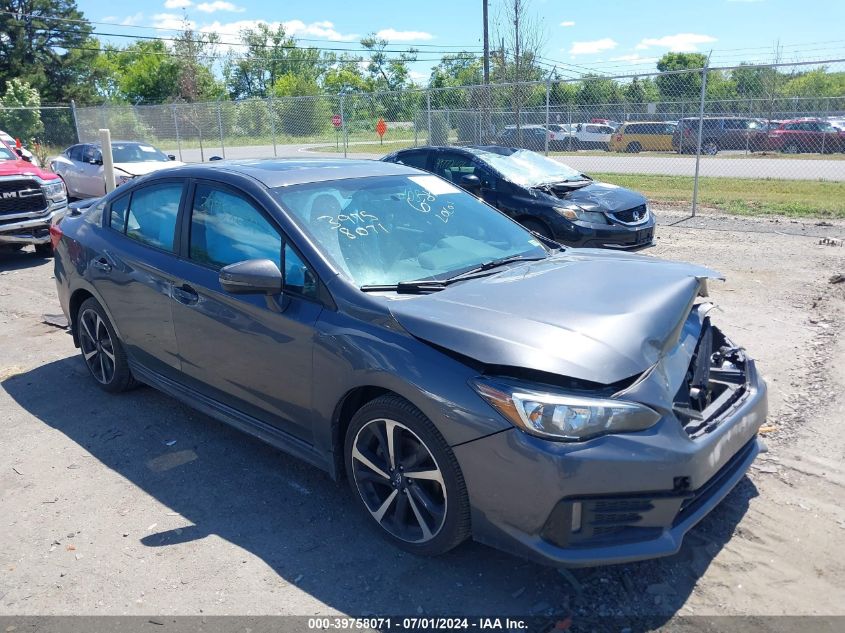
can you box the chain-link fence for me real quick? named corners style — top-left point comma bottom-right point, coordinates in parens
top-left (64, 59), bottom-right (845, 215)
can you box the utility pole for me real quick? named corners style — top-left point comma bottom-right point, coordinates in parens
top-left (514, 0), bottom-right (521, 143)
top-left (482, 0), bottom-right (490, 84)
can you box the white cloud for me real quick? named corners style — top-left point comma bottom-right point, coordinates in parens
top-left (120, 12), bottom-right (144, 26)
top-left (560, 21), bottom-right (575, 27)
top-left (727, 0), bottom-right (764, 3)
top-left (569, 38), bottom-right (617, 56)
top-left (408, 70), bottom-right (428, 84)
top-left (375, 28), bottom-right (434, 42)
top-left (609, 53), bottom-right (659, 64)
top-left (152, 12), bottom-right (194, 30)
top-left (635, 33), bottom-right (717, 51)
top-left (198, 19), bottom-right (358, 44)
top-left (196, 1), bottom-right (244, 12)
top-left (164, 0), bottom-right (192, 8)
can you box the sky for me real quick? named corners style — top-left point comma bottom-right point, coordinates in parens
top-left (78, 0), bottom-right (845, 83)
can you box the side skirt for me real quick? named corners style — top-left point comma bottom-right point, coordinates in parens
top-left (129, 360), bottom-right (332, 475)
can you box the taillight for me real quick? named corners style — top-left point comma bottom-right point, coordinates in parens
top-left (49, 223), bottom-right (63, 249)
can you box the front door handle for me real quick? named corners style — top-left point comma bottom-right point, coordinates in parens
top-left (172, 284), bottom-right (199, 305)
top-left (92, 257), bottom-right (112, 273)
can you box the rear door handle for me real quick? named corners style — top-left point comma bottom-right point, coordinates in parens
top-left (92, 257), bottom-right (112, 273)
top-left (172, 284), bottom-right (199, 305)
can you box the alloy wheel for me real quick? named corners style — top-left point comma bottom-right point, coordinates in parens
top-left (351, 418), bottom-right (447, 543)
top-left (79, 308), bottom-right (116, 384)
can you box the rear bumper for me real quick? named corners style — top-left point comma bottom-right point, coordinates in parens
top-left (0, 202), bottom-right (67, 245)
top-left (454, 362), bottom-right (767, 567)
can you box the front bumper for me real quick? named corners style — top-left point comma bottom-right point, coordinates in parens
top-left (0, 202), bottom-right (67, 245)
top-left (553, 216), bottom-right (656, 250)
top-left (454, 361), bottom-right (767, 567)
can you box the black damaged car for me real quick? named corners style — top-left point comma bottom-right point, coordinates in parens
top-left (382, 145), bottom-right (655, 250)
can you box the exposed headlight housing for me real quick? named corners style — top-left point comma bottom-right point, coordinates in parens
top-left (554, 205), bottom-right (608, 225)
top-left (115, 173), bottom-right (134, 187)
top-left (41, 179), bottom-right (66, 202)
top-left (471, 377), bottom-right (661, 441)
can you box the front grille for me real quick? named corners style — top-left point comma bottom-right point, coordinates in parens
top-left (0, 179), bottom-right (47, 215)
top-left (608, 204), bottom-right (648, 225)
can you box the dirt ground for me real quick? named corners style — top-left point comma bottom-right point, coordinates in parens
top-left (0, 208), bottom-right (844, 626)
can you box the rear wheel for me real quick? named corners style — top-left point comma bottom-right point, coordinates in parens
top-left (782, 142), bottom-right (800, 154)
top-left (625, 142), bottom-right (641, 153)
top-left (77, 298), bottom-right (135, 393)
top-left (345, 395), bottom-right (471, 556)
top-left (521, 218), bottom-right (553, 240)
top-left (702, 140), bottom-right (719, 155)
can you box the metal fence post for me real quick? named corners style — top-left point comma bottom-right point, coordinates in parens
top-left (217, 99), bottom-right (226, 159)
top-left (339, 93), bottom-right (347, 158)
top-left (427, 91), bottom-right (432, 143)
top-left (691, 56), bottom-right (711, 218)
top-left (172, 105), bottom-right (183, 162)
top-left (70, 100), bottom-right (81, 143)
top-left (544, 79), bottom-right (551, 155)
top-left (266, 96), bottom-right (277, 157)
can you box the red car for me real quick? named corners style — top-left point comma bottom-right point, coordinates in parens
top-left (0, 138), bottom-right (68, 256)
top-left (763, 119), bottom-right (845, 154)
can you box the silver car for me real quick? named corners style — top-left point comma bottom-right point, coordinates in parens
top-left (50, 141), bottom-right (183, 199)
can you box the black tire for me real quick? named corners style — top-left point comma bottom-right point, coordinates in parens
top-left (782, 142), bottom-right (800, 154)
top-left (345, 395), bottom-right (471, 557)
top-left (34, 242), bottom-right (54, 258)
top-left (625, 142), bottom-right (641, 153)
top-left (521, 218), bottom-right (553, 239)
top-left (702, 139), bottom-right (719, 155)
top-left (76, 298), bottom-right (135, 393)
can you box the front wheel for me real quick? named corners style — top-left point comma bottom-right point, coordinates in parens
top-left (345, 395), bottom-right (471, 556)
top-left (77, 298), bottom-right (135, 393)
top-left (702, 140), bottom-right (719, 155)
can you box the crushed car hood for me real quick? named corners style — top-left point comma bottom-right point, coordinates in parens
top-left (388, 250), bottom-right (722, 385)
top-left (542, 181), bottom-right (646, 213)
top-left (114, 161), bottom-right (184, 177)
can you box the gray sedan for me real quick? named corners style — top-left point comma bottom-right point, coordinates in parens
top-left (50, 158), bottom-right (767, 566)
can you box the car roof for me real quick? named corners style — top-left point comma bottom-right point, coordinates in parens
top-left (622, 121), bottom-right (672, 126)
top-left (154, 158), bottom-right (420, 187)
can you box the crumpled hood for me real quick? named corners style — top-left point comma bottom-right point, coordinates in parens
top-left (546, 181), bottom-right (647, 213)
top-left (114, 161), bottom-right (184, 177)
top-left (388, 250), bottom-right (722, 385)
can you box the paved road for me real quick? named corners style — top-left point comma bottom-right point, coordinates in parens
top-left (166, 142), bottom-right (845, 181)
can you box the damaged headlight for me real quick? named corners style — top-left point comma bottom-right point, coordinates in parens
top-left (115, 173), bottom-right (134, 187)
top-left (471, 377), bottom-right (661, 441)
top-left (554, 205), bottom-right (608, 225)
top-left (41, 179), bottom-right (66, 202)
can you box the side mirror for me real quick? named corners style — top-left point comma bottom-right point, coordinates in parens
top-left (460, 174), bottom-right (482, 193)
top-left (90, 158), bottom-right (103, 165)
top-left (208, 155), bottom-right (223, 161)
top-left (219, 259), bottom-right (283, 295)
top-left (167, 154), bottom-right (177, 161)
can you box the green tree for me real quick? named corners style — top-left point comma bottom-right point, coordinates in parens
top-left (360, 35), bottom-right (418, 91)
top-left (172, 22), bottom-right (225, 102)
top-left (272, 73), bottom-right (329, 136)
top-left (224, 24), bottom-right (326, 99)
top-left (0, 79), bottom-right (44, 142)
top-left (0, 0), bottom-right (100, 103)
top-left (323, 56), bottom-right (370, 94)
top-left (655, 52), bottom-right (708, 101)
top-left (429, 54), bottom-right (483, 89)
top-left (114, 41), bottom-right (180, 104)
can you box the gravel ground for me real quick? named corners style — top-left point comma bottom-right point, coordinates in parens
top-left (0, 208), bottom-right (844, 627)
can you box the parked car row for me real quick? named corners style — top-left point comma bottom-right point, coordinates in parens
top-left (495, 115), bottom-right (845, 154)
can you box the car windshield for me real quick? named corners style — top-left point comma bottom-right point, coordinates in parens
top-left (273, 174), bottom-right (548, 288)
top-left (110, 143), bottom-right (170, 163)
top-left (472, 148), bottom-right (584, 187)
top-left (0, 143), bottom-right (15, 161)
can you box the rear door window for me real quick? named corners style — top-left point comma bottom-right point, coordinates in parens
top-left (124, 183), bottom-right (183, 252)
top-left (393, 150), bottom-right (430, 171)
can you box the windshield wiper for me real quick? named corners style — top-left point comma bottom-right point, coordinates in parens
top-left (360, 254), bottom-right (548, 295)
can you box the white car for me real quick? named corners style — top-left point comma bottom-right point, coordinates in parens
top-left (50, 141), bottom-right (184, 199)
top-left (0, 130), bottom-right (39, 166)
top-left (548, 123), bottom-right (615, 151)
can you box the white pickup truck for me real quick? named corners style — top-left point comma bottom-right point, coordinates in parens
top-left (548, 123), bottom-right (615, 151)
